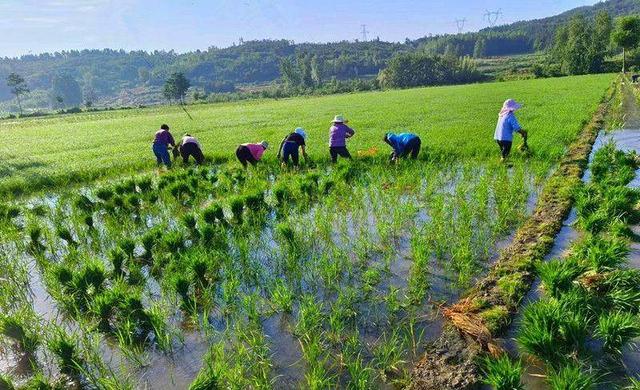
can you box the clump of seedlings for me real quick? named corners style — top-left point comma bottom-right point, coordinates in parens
top-left (481, 355), bottom-right (524, 390)
top-left (47, 325), bottom-right (83, 375)
top-left (0, 308), bottom-right (41, 355)
top-left (506, 143), bottom-right (640, 387)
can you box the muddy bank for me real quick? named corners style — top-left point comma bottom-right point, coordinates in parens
top-left (410, 82), bottom-right (617, 389)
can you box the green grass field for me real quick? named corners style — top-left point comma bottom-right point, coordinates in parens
top-left (0, 74), bottom-right (613, 197)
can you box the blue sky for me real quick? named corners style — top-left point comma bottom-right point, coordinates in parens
top-left (0, 0), bottom-right (600, 58)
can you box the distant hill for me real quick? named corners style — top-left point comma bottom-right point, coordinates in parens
top-left (1, 0), bottom-right (639, 113)
top-left (484, 0), bottom-right (640, 48)
top-left (419, 0), bottom-right (640, 56)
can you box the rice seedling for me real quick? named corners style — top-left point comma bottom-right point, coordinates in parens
top-left (295, 295), bottom-right (324, 336)
top-left (594, 311), bottom-right (640, 356)
top-left (516, 299), bottom-right (588, 367)
top-left (47, 325), bottom-right (83, 375)
top-left (118, 237), bottom-right (136, 259)
top-left (0, 309), bottom-right (41, 354)
top-left (229, 196), bottom-right (245, 222)
top-left (56, 225), bottom-right (76, 246)
top-left (572, 234), bottom-right (629, 271)
top-left (537, 258), bottom-right (585, 298)
top-left (546, 363), bottom-right (597, 390)
top-left (269, 279), bottom-right (294, 313)
top-left (372, 330), bottom-right (406, 382)
top-left (0, 374), bottom-right (14, 390)
top-left (481, 355), bottom-right (524, 390)
top-left (202, 203), bottom-right (224, 224)
top-left (625, 378), bottom-right (640, 390)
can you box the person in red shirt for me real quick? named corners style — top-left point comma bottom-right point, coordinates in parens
top-left (236, 141), bottom-right (268, 168)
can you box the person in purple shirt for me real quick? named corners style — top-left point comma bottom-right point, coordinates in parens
top-left (329, 115), bottom-right (355, 163)
top-left (152, 124), bottom-right (176, 168)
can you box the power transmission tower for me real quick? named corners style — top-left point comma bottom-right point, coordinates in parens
top-left (360, 24), bottom-right (369, 41)
top-left (455, 18), bottom-right (467, 33)
top-left (483, 9), bottom-right (502, 27)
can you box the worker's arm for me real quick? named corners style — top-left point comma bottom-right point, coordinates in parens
top-left (168, 132), bottom-right (176, 147)
top-left (276, 136), bottom-right (287, 159)
top-left (301, 145), bottom-right (309, 161)
top-left (345, 126), bottom-right (355, 138)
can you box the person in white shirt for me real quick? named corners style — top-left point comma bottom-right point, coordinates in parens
top-left (175, 133), bottom-right (205, 165)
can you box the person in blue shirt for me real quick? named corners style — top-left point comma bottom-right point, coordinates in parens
top-left (494, 99), bottom-right (527, 162)
top-left (383, 132), bottom-right (422, 162)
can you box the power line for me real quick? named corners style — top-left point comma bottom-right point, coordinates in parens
top-left (455, 18), bottom-right (467, 33)
top-left (360, 24), bottom-right (369, 41)
top-left (483, 9), bottom-right (502, 27)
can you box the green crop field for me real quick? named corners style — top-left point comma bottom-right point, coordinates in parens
top-left (0, 75), bottom-right (619, 389)
top-left (0, 74), bottom-right (613, 198)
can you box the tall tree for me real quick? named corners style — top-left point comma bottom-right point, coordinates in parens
top-left (163, 72), bottom-right (190, 104)
top-left (591, 11), bottom-right (613, 72)
top-left (473, 38), bottom-right (487, 59)
top-left (6, 73), bottom-right (30, 115)
top-left (50, 74), bottom-right (82, 108)
top-left (612, 15), bottom-right (640, 73)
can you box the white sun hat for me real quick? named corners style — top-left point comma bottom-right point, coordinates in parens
top-left (332, 115), bottom-right (347, 123)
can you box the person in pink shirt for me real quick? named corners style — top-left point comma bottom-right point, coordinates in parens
top-left (236, 141), bottom-right (269, 168)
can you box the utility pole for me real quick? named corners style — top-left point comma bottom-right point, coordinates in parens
top-left (360, 24), bottom-right (369, 41)
top-left (483, 9), bottom-right (502, 27)
top-left (455, 18), bottom-right (467, 33)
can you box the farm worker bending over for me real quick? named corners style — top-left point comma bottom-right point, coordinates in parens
top-left (277, 127), bottom-right (309, 167)
top-left (175, 134), bottom-right (205, 165)
top-left (329, 115), bottom-right (355, 163)
top-left (153, 124), bottom-right (176, 168)
top-left (494, 99), bottom-right (527, 162)
top-left (383, 132), bottom-right (422, 162)
top-left (236, 141), bottom-right (269, 168)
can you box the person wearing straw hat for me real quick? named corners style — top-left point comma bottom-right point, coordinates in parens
top-left (236, 141), bottom-right (269, 168)
top-left (383, 132), bottom-right (421, 162)
top-left (173, 133), bottom-right (205, 165)
top-left (277, 127), bottom-right (309, 168)
top-left (494, 99), bottom-right (527, 162)
top-left (329, 115), bottom-right (355, 163)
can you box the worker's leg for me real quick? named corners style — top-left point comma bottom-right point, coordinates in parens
top-left (154, 144), bottom-right (171, 168)
top-left (339, 147), bottom-right (352, 159)
top-left (502, 141), bottom-right (512, 158)
top-left (330, 147), bottom-right (339, 163)
top-left (152, 144), bottom-right (163, 166)
top-left (236, 146), bottom-right (249, 168)
top-left (181, 144), bottom-right (191, 164)
top-left (282, 143), bottom-right (293, 165)
top-left (193, 147), bottom-right (205, 165)
top-left (410, 138), bottom-right (421, 159)
top-left (291, 147), bottom-right (300, 167)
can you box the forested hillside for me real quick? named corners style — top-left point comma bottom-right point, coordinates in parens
top-left (0, 0), bottom-right (637, 112)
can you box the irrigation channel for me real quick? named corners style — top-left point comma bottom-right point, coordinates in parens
top-left (495, 86), bottom-right (640, 388)
top-left (0, 158), bottom-right (541, 388)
